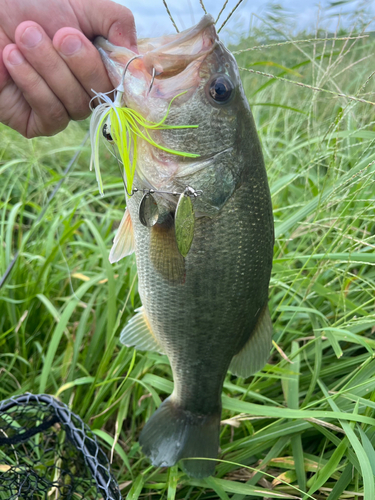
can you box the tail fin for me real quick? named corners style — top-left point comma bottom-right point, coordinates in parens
top-left (139, 397), bottom-right (220, 478)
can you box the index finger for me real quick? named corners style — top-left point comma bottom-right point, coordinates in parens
top-left (72, 0), bottom-right (137, 50)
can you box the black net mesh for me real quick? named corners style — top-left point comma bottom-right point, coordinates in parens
top-left (0, 393), bottom-right (122, 499)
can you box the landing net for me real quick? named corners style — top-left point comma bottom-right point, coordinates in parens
top-left (0, 393), bottom-right (121, 500)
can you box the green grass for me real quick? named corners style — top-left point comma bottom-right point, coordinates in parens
top-left (1, 6), bottom-right (375, 500)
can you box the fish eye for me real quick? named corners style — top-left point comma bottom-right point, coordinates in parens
top-left (208, 75), bottom-right (234, 104)
top-left (102, 123), bottom-right (113, 142)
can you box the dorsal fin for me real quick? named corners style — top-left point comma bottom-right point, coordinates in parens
top-left (109, 207), bottom-right (135, 263)
top-left (229, 305), bottom-right (272, 377)
top-left (120, 306), bottom-right (164, 353)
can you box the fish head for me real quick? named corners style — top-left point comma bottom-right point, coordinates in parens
top-left (95, 15), bottom-right (257, 212)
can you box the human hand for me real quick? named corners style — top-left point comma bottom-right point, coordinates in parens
top-left (0, 0), bottom-right (137, 138)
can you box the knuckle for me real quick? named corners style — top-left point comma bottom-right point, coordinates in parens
top-left (49, 107), bottom-right (69, 129)
top-left (28, 43), bottom-right (61, 76)
top-left (22, 71), bottom-right (45, 95)
top-left (30, 119), bottom-right (68, 138)
top-left (77, 106), bottom-right (91, 121)
top-left (69, 96), bottom-right (91, 121)
top-left (29, 107), bottom-right (69, 138)
top-left (107, 9), bottom-right (137, 45)
top-left (25, 129), bottom-right (38, 139)
top-left (123, 7), bottom-right (135, 25)
top-left (112, 4), bottom-right (135, 23)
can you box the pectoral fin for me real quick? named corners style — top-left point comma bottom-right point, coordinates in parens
top-left (150, 216), bottom-right (185, 284)
top-left (109, 207), bottom-right (135, 263)
top-left (229, 305), bottom-right (272, 377)
top-left (120, 306), bottom-right (164, 353)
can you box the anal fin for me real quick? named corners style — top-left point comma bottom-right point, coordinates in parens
top-left (120, 306), bottom-right (164, 353)
top-left (109, 207), bottom-right (135, 263)
top-left (229, 304), bottom-right (272, 377)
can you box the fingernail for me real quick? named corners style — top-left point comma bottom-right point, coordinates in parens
top-left (8, 48), bottom-right (25, 66)
top-left (60, 36), bottom-right (82, 56)
top-left (21, 26), bottom-right (43, 48)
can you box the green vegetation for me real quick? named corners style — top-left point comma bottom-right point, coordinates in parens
top-left (1, 5), bottom-right (375, 499)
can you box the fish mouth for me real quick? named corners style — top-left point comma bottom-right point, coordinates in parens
top-left (140, 14), bottom-right (216, 77)
top-left (95, 15), bottom-right (218, 103)
top-left (94, 16), bottom-right (227, 195)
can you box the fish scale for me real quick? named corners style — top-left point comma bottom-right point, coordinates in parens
top-left (127, 166), bottom-right (273, 409)
top-left (96, 14), bottom-right (274, 478)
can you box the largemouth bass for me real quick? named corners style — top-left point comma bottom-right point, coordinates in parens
top-left (95, 14), bottom-right (274, 478)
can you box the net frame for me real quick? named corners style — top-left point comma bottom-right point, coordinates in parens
top-left (0, 393), bottom-right (122, 500)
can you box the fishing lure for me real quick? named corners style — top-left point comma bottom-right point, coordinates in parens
top-left (89, 84), bottom-right (200, 196)
top-left (89, 56), bottom-right (203, 258)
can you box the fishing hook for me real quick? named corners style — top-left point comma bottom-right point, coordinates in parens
top-left (148, 67), bottom-right (156, 94)
top-left (115, 54), bottom-right (157, 101)
top-left (108, 56), bottom-right (161, 197)
top-left (115, 54), bottom-right (144, 105)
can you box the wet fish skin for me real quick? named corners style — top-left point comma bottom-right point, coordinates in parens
top-left (96, 14), bottom-right (274, 478)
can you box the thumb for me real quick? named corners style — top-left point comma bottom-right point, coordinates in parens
top-left (74, 0), bottom-right (137, 51)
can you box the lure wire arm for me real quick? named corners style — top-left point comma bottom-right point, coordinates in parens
top-left (133, 186), bottom-right (203, 198)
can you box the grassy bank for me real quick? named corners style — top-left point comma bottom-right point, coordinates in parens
top-left (1, 6), bottom-right (375, 500)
